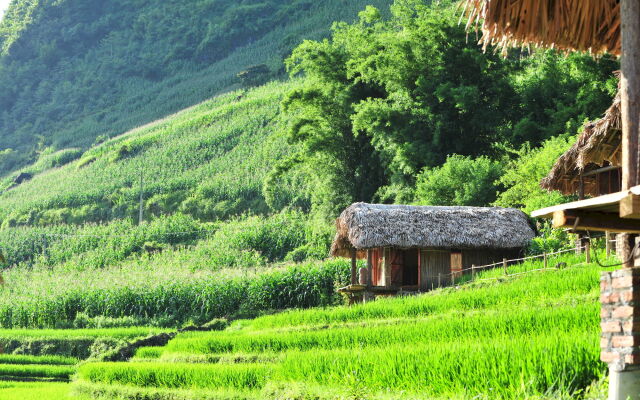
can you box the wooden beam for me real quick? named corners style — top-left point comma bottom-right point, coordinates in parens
top-left (582, 165), bottom-right (621, 178)
top-left (621, 0), bottom-right (640, 190)
top-left (531, 190), bottom-right (633, 218)
top-left (552, 210), bottom-right (640, 233)
top-left (620, 194), bottom-right (640, 219)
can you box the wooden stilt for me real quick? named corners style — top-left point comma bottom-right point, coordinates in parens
top-left (350, 248), bottom-right (357, 285)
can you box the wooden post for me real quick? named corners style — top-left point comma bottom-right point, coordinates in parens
top-left (471, 264), bottom-right (476, 280)
top-left (437, 273), bottom-right (441, 288)
top-left (543, 252), bottom-right (547, 269)
top-left (576, 235), bottom-right (584, 254)
top-left (585, 240), bottom-right (591, 264)
top-left (621, 0), bottom-right (640, 268)
top-left (606, 231), bottom-right (612, 257)
top-left (138, 169), bottom-right (144, 225)
top-left (503, 258), bottom-right (508, 275)
top-left (350, 248), bottom-right (357, 285)
top-left (366, 249), bottom-right (373, 288)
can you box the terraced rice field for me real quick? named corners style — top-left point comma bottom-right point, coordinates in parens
top-left (74, 253), bottom-right (608, 400)
top-left (0, 355), bottom-right (76, 400)
top-left (0, 327), bottom-right (168, 399)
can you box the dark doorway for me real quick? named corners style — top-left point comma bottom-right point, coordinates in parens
top-left (402, 249), bottom-right (419, 286)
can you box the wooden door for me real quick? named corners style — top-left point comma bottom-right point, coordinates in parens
top-left (371, 248), bottom-right (384, 286)
top-left (450, 251), bottom-right (462, 281)
top-left (390, 249), bottom-right (404, 287)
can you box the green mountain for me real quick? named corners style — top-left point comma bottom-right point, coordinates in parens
top-left (0, 0), bottom-right (391, 174)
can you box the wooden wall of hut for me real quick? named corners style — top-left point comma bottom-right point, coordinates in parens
top-left (420, 250), bottom-right (451, 289)
top-left (367, 246), bottom-right (524, 291)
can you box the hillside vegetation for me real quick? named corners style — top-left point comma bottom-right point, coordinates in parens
top-left (0, 82), bottom-right (297, 227)
top-left (0, 0), bottom-right (392, 174)
top-left (0, 0), bottom-right (618, 233)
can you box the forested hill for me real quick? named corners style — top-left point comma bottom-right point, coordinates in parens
top-left (0, 0), bottom-right (391, 174)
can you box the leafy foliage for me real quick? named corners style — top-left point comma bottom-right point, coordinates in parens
top-left (414, 155), bottom-right (504, 206)
top-left (495, 135), bottom-right (575, 213)
top-left (272, 0), bottom-right (617, 215)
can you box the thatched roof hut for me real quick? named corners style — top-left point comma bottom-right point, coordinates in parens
top-left (331, 203), bottom-right (535, 257)
top-left (541, 91), bottom-right (621, 196)
top-left (463, 0), bottom-right (620, 55)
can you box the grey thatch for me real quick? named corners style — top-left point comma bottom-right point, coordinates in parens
top-left (331, 203), bottom-right (535, 257)
top-left (541, 90), bottom-right (621, 195)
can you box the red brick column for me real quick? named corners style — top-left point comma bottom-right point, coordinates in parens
top-left (601, 268), bottom-right (640, 371)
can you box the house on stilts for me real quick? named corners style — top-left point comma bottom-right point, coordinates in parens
top-left (331, 203), bottom-right (535, 297)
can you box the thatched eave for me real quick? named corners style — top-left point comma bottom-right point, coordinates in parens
top-left (463, 0), bottom-right (621, 56)
top-left (541, 91), bottom-right (621, 195)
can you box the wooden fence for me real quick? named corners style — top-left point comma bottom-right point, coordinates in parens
top-left (421, 245), bottom-right (592, 290)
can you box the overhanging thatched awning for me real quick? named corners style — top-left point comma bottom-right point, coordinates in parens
top-left (331, 203), bottom-right (535, 257)
top-left (463, 0), bottom-right (620, 55)
top-left (541, 92), bottom-right (621, 195)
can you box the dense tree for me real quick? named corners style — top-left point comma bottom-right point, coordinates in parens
top-left (494, 136), bottom-right (574, 213)
top-left (414, 155), bottom-right (504, 207)
top-left (271, 0), bottom-right (617, 216)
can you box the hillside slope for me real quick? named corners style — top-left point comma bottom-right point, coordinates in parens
top-left (0, 80), bottom-right (298, 228)
top-left (0, 0), bottom-right (391, 174)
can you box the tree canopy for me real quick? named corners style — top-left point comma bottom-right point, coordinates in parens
top-left (269, 0), bottom-right (617, 216)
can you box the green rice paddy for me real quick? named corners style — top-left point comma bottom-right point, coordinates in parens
top-left (74, 253), bottom-right (608, 399)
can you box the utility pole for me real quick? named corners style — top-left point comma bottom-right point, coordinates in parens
top-left (138, 169), bottom-right (144, 225)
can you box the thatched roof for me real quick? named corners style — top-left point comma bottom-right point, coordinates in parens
top-left (331, 203), bottom-right (535, 257)
top-left (541, 91), bottom-right (621, 195)
top-left (463, 0), bottom-right (620, 55)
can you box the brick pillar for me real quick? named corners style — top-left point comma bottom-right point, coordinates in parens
top-left (601, 268), bottom-right (640, 371)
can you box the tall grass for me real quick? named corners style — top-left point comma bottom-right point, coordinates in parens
top-left (0, 259), bottom-right (350, 328)
top-left (0, 363), bottom-right (75, 379)
top-left (0, 327), bottom-right (166, 340)
top-left (241, 253), bottom-right (596, 330)
top-left (0, 382), bottom-right (73, 400)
